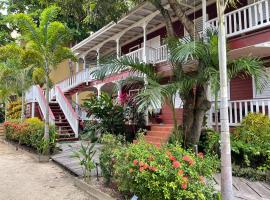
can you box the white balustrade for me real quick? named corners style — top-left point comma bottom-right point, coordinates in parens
top-left (55, 86), bottom-right (79, 137)
top-left (25, 85), bottom-right (55, 124)
top-left (209, 98), bottom-right (270, 126)
top-left (155, 45), bottom-right (168, 63)
top-left (124, 48), bottom-right (144, 62)
top-left (207, 0), bottom-right (270, 37)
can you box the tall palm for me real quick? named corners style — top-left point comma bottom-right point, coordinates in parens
top-left (10, 6), bottom-right (76, 141)
top-left (92, 31), bottom-right (268, 146)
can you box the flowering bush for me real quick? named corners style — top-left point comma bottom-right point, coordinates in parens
top-left (112, 140), bottom-right (219, 199)
top-left (4, 118), bottom-right (56, 154)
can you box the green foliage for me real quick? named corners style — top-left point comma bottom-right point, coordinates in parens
top-left (99, 134), bottom-right (124, 185)
top-left (4, 117), bottom-right (56, 154)
top-left (112, 139), bottom-right (219, 199)
top-left (6, 99), bottom-right (22, 120)
top-left (72, 143), bottom-right (96, 182)
top-left (83, 93), bottom-right (125, 135)
top-left (232, 113), bottom-right (270, 171)
top-left (80, 120), bottom-right (99, 142)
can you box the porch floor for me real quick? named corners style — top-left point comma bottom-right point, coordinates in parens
top-left (52, 141), bottom-right (270, 199)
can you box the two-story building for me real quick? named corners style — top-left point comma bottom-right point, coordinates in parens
top-left (25, 0), bottom-right (270, 143)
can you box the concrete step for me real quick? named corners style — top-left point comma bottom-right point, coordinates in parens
top-left (144, 136), bottom-right (167, 143)
top-left (146, 131), bottom-right (171, 137)
top-left (151, 126), bottom-right (173, 131)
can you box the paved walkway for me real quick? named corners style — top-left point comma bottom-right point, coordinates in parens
top-left (0, 141), bottom-right (89, 200)
top-left (51, 141), bottom-right (102, 177)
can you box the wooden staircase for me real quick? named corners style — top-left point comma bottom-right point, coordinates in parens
top-left (49, 101), bottom-right (77, 142)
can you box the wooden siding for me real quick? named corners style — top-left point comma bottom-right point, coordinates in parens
top-left (230, 74), bottom-right (253, 100)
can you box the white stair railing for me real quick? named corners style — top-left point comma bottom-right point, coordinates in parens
top-left (55, 86), bottom-right (79, 137)
top-left (209, 98), bottom-right (270, 126)
top-left (26, 85), bottom-right (55, 124)
top-left (207, 0), bottom-right (270, 37)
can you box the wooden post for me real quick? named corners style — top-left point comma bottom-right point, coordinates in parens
top-left (217, 0), bottom-right (233, 199)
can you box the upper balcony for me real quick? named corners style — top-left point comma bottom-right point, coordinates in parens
top-left (71, 0), bottom-right (270, 72)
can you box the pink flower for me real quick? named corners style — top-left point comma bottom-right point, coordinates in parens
top-left (172, 161), bottom-right (181, 168)
top-left (169, 155), bottom-right (176, 161)
top-left (177, 170), bottom-right (184, 176)
top-left (139, 167), bottom-right (144, 172)
top-left (198, 152), bottom-right (204, 159)
top-left (139, 161), bottom-right (144, 167)
top-left (133, 160), bottom-right (138, 165)
top-left (149, 166), bottom-right (158, 172)
top-left (181, 183), bottom-right (187, 190)
top-left (143, 163), bottom-right (149, 170)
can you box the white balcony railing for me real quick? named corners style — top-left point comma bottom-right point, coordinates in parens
top-left (25, 85), bottom-right (55, 124)
top-left (124, 48), bottom-right (144, 62)
top-left (155, 45), bottom-right (168, 63)
top-left (209, 98), bottom-right (270, 126)
top-left (55, 86), bottom-right (79, 137)
top-left (207, 0), bottom-right (270, 37)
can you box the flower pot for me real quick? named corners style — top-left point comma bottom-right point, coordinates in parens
top-left (38, 154), bottom-right (50, 162)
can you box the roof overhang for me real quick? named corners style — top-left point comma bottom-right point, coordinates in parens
top-left (72, 0), bottom-right (203, 60)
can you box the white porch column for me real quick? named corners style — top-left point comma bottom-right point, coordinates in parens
top-left (202, 0), bottom-right (207, 35)
top-left (116, 38), bottom-right (120, 59)
top-left (142, 22), bottom-right (147, 63)
top-left (96, 47), bottom-right (100, 66)
top-left (75, 62), bottom-right (79, 113)
top-left (83, 56), bottom-right (87, 69)
top-left (31, 102), bottom-right (35, 118)
top-left (96, 84), bottom-right (104, 98)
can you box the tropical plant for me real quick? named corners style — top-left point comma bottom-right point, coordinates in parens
top-left (72, 143), bottom-right (96, 182)
top-left (4, 117), bottom-right (56, 154)
top-left (10, 6), bottom-right (76, 141)
top-left (83, 93), bottom-right (125, 135)
top-left (99, 134), bottom-right (124, 185)
top-left (113, 139), bottom-right (219, 199)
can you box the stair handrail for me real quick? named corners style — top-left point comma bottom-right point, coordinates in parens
top-left (55, 86), bottom-right (79, 137)
top-left (34, 85), bottom-right (55, 124)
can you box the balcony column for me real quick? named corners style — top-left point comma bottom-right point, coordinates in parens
top-left (202, 0), bottom-right (207, 37)
top-left (96, 47), bottom-right (100, 67)
top-left (31, 102), bottom-right (35, 118)
top-left (142, 22), bottom-right (148, 63)
top-left (116, 38), bottom-right (120, 59)
top-left (82, 56), bottom-right (87, 69)
top-left (96, 83), bottom-right (104, 98)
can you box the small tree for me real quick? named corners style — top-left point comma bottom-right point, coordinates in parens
top-left (10, 6), bottom-right (76, 144)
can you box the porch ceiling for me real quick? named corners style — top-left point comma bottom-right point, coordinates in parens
top-left (72, 0), bottom-right (202, 60)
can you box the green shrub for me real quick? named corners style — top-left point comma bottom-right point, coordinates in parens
top-left (99, 134), bottom-right (124, 185)
top-left (113, 139), bottom-right (218, 199)
top-left (4, 117), bottom-right (56, 154)
top-left (83, 93), bottom-right (125, 135)
top-left (6, 99), bottom-right (22, 119)
top-left (232, 113), bottom-right (270, 171)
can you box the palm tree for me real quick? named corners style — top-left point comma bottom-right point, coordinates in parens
top-left (10, 6), bottom-right (76, 142)
top-left (92, 31), bottom-right (268, 146)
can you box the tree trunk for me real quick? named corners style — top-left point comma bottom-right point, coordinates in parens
top-left (44, 64), bottom-right (50, 141)
top-left (167, 0), bottom-right (200, 39)
top-left (4, 99), bottom-right (7, 122)
top-left (217, 0), bottom-right (233, 199)
top-left (21, 92), bottom-right (25, 122)
top-left (214, 92), bottom-right (219, 131)
top-left (184, 85), bottom-right (211, 146)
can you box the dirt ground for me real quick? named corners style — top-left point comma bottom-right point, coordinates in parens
top-left (0, 141), bottom-right (89, 200)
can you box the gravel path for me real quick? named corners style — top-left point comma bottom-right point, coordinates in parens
top-left (0, 141), bottom-right (89, 200)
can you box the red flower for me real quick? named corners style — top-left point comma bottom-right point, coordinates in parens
top-left (172, 161), bottom-right (181, 168)
top-left (198, 152), bottom-right (204, 158)
top-left (139, 161), bottom-right (144, 167)
top-left (181, 183), bottom-right (187, 190)
top-left (177, 169), bottom-right (184, 176)
top-left (166, 151), bottom-right (172, 156)
top-left (189, 159), bottom-right (195, 166)
top-left (143, 163), bottom-right (149, 170)
top-left (149, 166), bottom-right (158, 172)
top-left (129, 168), bottom-right (134, 173)
top-left (169, 155), bottom-right (176, 161)
top-left (133, 160), bottom-right (138, 165)
top-left (139, 167), bottom-right (144, 172)
top-left (182, 155), bottom-right (191, 162)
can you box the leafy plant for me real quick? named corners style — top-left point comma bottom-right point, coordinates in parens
top-left (4, 118), bottom-right (56, 154)
top-left (83, 93), bottom-right (125, 135)
top-left (99, 134), bottom-right (124, 185)
top-left (113, 139), bottom-right (219, 199)
top-left (72, 143), bottom-right (96, 182)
